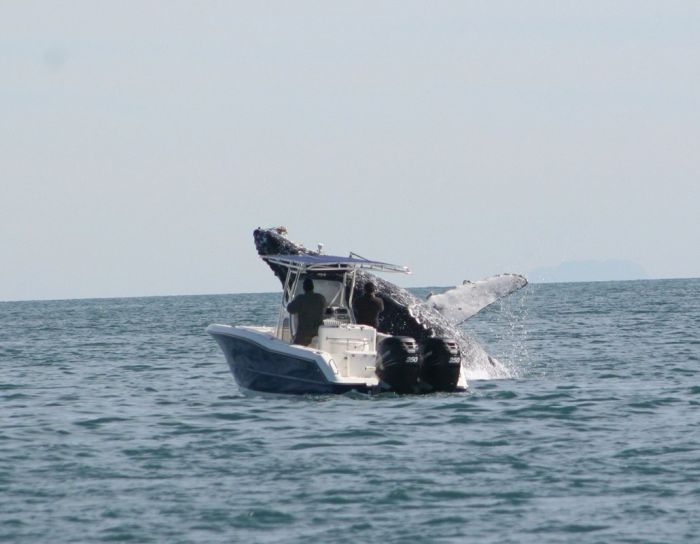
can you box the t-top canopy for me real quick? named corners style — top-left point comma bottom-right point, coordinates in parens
top-left (262, 254), bottom-right (410, 274)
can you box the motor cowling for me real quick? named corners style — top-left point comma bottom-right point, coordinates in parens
top-left (419, 337), bottom-right (462, 392)
top-left (375, 336), bottom-right (420, 394)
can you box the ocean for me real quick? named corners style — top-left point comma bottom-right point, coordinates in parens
top-left (1, 278), bottom-right (699, 543)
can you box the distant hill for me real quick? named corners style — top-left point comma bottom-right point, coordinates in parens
top-left (529, 260), bottom-right (648, 283)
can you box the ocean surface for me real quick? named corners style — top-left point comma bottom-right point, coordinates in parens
top-left (2, 279), bottom-right (699, 543)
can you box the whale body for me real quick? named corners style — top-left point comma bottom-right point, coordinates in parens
top-left (253, 226), bottom-right (527, 379)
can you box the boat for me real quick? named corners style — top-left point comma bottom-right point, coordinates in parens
top-left (207, 253), bottom-right (467, 395)
top-left (251, 227), bottom-right (528, 378)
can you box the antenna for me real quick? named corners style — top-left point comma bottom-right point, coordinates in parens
top-left (349, 251), bottom-right (370, 261)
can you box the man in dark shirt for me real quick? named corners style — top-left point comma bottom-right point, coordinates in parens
top-left (286, 277), bottom-right (327, 346)
top-left (354, 281), bottom-right (384, 329)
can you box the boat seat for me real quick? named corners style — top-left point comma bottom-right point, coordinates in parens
top-left (317, 324), bottom-right (376, 355)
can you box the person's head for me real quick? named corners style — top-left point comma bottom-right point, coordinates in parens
top-left (365, 281), bottom-right (376, 294)
top-left (303, 277), bottom-right (314, 292)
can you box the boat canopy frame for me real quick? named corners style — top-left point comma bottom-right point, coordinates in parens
top-left (262, 254), bottom-right (410, 340)
top-left (262, 254), bottom-right (410, 274)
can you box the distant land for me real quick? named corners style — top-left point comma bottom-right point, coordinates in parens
top-left (529, 260), bottom-right (649, 284)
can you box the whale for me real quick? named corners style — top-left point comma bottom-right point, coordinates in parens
top-left (253, 226), bottom-right (528, 378)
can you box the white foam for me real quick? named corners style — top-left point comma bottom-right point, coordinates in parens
top-left (458, 336), bottom-right (516, 380)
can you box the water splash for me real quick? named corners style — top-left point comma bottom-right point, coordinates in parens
top-left (460, 286), bottom-right (532, 380)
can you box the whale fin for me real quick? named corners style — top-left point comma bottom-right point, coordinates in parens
top-left (426, 274), bottom-right (528, 324)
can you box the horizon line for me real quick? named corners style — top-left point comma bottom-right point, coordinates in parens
top-left (2, 275), bottom-right (698, 304)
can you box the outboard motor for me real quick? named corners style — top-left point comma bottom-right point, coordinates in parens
top-left (419, 337), bottom-right (462, 392)
top-left (375, 336), bottom-right (420, 394)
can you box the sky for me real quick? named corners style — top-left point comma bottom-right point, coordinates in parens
top-left (2, 1), bottom-right (698, 301)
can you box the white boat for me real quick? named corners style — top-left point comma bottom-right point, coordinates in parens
top-left (207, 254), bottom-right (467, 395)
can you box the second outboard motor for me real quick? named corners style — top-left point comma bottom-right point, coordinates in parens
top-left (419, 337), bottom-right (462, 392)
top-left (375, 336), bottom-right (420, 394)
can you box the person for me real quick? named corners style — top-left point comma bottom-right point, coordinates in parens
top-left (354, 281), bottom-right (384, 329)
top-left (286, 277), bottom-right (326, 346)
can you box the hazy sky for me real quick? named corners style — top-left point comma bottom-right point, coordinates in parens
top-left (2, 1), bottom-right (698, 301)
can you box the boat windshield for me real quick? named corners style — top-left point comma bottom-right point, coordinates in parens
top-left (290, 278), bottom-right (345, 307)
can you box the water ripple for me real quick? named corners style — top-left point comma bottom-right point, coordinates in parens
top-left (1, 281), bottom-right (699, 543)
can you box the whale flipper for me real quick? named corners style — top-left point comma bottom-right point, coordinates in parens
top-left (426, 274), bottom-right (528, 324)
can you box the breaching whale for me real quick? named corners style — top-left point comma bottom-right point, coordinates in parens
top-left (253, 226), bottom-right (528, 379)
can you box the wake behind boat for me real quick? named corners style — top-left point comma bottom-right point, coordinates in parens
top-left (207, 253), bottom-right (467, 395)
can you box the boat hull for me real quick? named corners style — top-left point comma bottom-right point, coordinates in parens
top-left (207, 325), bottom-right (377, 395)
